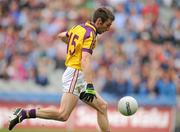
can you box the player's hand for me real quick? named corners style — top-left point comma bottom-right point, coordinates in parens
top-left (79, 84), bottom-right (97, 102)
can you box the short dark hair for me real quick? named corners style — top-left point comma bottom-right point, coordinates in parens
top-left (93, 7), bottom-right (115, 23)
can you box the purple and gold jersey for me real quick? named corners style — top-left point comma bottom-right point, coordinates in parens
top-left (65, 21), bottom-right (97, 70)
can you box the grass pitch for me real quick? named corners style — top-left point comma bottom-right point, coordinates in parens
top-left (0, 128), bottom-right (98, 132)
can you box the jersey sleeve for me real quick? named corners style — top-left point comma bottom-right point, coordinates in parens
top-left (66, 29), bottom-right (71, 37)
top-left (66, 25), bottom-right (77, 37)
top-left (82, 31), bottom-right (96, 54)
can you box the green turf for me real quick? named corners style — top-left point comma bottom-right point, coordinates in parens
top-left (0, 128), bottom-right (98, 132)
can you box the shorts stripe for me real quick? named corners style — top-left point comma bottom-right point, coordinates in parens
top-left (71, 70), bottom-right (79, 93)
top-left (69, 69), bottom-right (79, 93)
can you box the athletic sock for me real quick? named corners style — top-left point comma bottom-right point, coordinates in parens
top-left (28, 109), bottom-right (36, 118)
top-left (19, 109), bottom-right (36, 122)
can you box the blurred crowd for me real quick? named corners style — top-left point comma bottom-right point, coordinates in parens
top-left (0, 0), bottom-right (179, 105)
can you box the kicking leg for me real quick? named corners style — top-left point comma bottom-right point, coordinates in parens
top-left (36, 93), bottom-right (78, 121)
top-left (82, 92), bottom-right (110, 132)
top-left (9, 93), bottom-right (78, 130)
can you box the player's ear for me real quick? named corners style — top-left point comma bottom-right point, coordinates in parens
top-left (96, 18), bottom-right (103, 25)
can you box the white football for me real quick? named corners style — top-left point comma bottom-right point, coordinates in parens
top-left (118, 96), bottom-right (138, 116)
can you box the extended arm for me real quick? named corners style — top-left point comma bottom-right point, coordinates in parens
top-left (80, 51), bottom-right (96, 102)
top-left (57, 31), bottom-right (68, 44)
top-left (81, 52), bottom-right (94, 84)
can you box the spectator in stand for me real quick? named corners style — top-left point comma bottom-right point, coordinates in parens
top-left (6, 54), bottom-right (28, 81)
top-left (155, 65), bottom-right (176, 105)
top-left (142, 0), bottom-right (159, 24)
top-left (170, 7), bottom-right (180, 45)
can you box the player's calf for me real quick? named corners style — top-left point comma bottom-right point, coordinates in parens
top-left (56, 109), bottom-right (71, 121)
top-left (97, 101), bottom-right (108, 115)
top-left (57, 113), bottom-right (69, 121)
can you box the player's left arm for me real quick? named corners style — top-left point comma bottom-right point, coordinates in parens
top-left (80, 51), bottom-right (97, 102)
top-left (81, 51), bottom-right (94, 84)
top-left (79, 32), bottom-right (97, 102)
top-left (57, 31), bottom-right (68, 44)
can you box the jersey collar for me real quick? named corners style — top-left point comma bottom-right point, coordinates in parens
top-left (85, 21), bottom-right (97, 34)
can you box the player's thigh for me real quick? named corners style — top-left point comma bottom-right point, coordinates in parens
top-left (59, 93), bottom-right (79, 115)
top-left (84, 92), bottom-right (108, 114)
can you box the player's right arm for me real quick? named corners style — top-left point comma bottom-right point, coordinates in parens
top-left (57, 26), bottom-right (77, 44)
top-left (57, 31), bottom-right (68, 44)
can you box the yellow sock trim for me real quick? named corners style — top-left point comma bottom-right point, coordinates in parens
top-left (26, 112), bottom-right (30, 118)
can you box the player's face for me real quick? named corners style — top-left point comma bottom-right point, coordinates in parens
top-left (96, 19), bottom-right (113, 34)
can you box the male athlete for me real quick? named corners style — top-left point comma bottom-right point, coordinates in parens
top-left (9, 7), bottom-right (115, 132)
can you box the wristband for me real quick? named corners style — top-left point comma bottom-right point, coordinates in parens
top-left (87, 83), bottom-right (94, 88)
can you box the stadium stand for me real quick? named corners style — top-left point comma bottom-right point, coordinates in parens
top-left (0, 0), bottom-right (179, 131)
